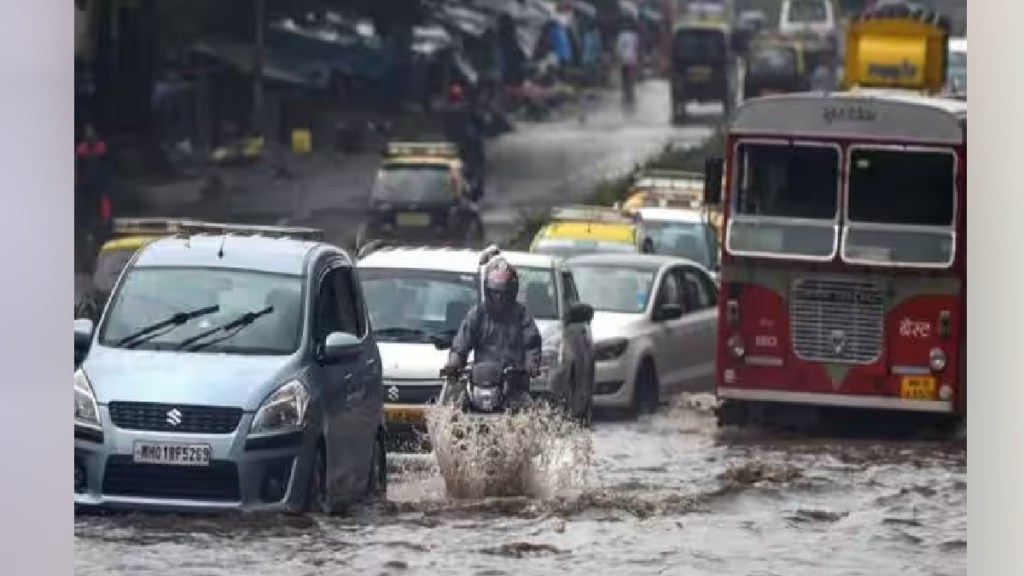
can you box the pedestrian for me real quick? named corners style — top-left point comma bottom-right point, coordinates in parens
top-left (615, 17), bottom-right (641, 106)
top-left (75, 122), bottom-right (112, 263)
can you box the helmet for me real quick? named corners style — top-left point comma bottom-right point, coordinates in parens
top-left (483, 257), bottom-right (519, 315)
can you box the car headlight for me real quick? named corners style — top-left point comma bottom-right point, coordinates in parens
top-left (74, 369), bottom-right (101, 429)
top-left (595, 338), bottom-right (629, 362)
top-left (929, 347), bottom-right (947, 372)
top-left (250, 380), bottom-right (311, 435)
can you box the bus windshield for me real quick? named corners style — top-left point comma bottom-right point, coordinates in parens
top-left (842, 147), bottom-right (957, 267)
top-left (726, 141), bottom-right (840, 260)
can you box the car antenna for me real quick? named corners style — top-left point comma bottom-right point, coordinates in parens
top-left (217, 233), bottom-right (227, 258)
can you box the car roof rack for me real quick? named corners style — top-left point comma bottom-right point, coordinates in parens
top-left (111, 217), bottom-right (324, 241)
top-left (382, 141), bottom-right (459, 160)
top-left (550, 205), bottom-right (638, 224)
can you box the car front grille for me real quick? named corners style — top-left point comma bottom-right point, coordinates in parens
top-left (790, 277), bottom-right (885, 365)
top-left (383, 382), bottom-right (442, 405)
top-left (108, 402), bottom-right (243, 434)
top-left (102, 456), bottom-right (241, 502)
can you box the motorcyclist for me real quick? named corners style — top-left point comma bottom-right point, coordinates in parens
top-left (442, 257), bottom-right (542, 405)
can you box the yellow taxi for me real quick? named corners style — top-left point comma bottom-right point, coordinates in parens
top-left (620, 169), bottom-right (724, 244)
top-left (529, 205), bottom-right (652, 257)
top-left (357, 141), bottom-right (484, 248)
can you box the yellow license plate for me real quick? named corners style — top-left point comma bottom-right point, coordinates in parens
top-left (385, 405), bottom-right (426, 424)
top-left (396, 212), bottom-right (430, 227)
top-left (899, 376), bottom-right (937, 400)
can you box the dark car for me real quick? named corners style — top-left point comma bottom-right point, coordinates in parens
top-left (742, 40), bottom-right (811, 100)
top-left (357, 142), bottom-right (485, 249)
top-left (670, 22), bottom-right (737, 124)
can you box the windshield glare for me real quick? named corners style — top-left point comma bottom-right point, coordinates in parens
top-left (98, 267), bottom-right (303, 355)
top-left (570, 265), bottom-right (656, 314)
top-left (371, 165), bottom-right (453, 204)
top-left (843, 147), bottom-right (956, 266)
top-left (516, 267), bottom-right (559, 320)
top-left (750, 47), bottom-right (797, 75)
top-left (727, 142), bottom-right (839, 259)
top-left (645, 221), bottom-right (714, 267)
top-left (359, 268), bottom-right (478, 342)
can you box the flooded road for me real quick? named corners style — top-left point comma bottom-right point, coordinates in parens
top-left (74, 397), bottom-right (965, 576)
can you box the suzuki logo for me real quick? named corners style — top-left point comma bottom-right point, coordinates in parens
top-left (387, 386), bottom-right (400, 402)
top-left (165, 408), bottom-right (183, 426)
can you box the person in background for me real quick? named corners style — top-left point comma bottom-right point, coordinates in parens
top-left (75, 122), bottom-right (113, 265)
top-left (615, 16), bottom-right (641, 105)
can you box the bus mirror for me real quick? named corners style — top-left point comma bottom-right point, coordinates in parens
top-left (703, 157), bottom-right (724, 206)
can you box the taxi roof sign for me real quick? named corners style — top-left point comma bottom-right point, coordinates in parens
top-left (550, 205), bottom-right (639, 224)
top-left (111, 218), bottom-right (324, 241)
top-left (384, 141), bottom-right (458, 159)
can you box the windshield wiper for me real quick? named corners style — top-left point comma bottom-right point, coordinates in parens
top-left (175, 306), bottom-right (274, 352)
top-left (115, 305), bottom-right (220, 349)
top-left (374, 326), bottom-right (435, 342)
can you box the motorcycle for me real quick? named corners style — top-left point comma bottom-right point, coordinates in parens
top-left (439, 361), bottom-right (530, 416)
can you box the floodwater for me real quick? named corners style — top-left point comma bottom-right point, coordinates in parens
top-left (74, 395), bottom-right (966, 576)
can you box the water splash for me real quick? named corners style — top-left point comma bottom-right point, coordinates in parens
top-left (424, 401), bottom-right (593, 500)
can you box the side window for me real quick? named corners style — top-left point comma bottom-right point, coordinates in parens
top-left (654, 268), bottom-right (683, 308)
top-left (680, 267), bottom-right (716, 310)
top-left (314, 269), bottom-right (344, 342)
top-left (332, 266), bottom-right (364, 338)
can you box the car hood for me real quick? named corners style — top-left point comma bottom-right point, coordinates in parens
top-left (81, 346), bottom-right (295, 410)
top-left (589, 311), bottom-right (645, 343)
top-left (378, 341), bottom-right (456, 381)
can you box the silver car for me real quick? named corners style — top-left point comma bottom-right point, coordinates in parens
top-left (566, 253), bottom-right (719, 418)
top-left (73, 228), bottom-right (386, 513)
top-left (487, 249), bottom-right (596, 425)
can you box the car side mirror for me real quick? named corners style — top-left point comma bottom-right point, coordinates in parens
top-left (74, 318), bottom-right (94, 352)
top-left (704, 157), bottom-right (724, 206)
top-left (653, 303), bottom-right (684, 322)
top-left (567, 302), bottom-right (594, 325)
top-left (322, 331), bottom-right (362, 362)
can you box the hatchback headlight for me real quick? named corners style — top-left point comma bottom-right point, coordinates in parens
top-left (595, 338), bottom-right (629, 362)
top-left (250, 380), bottom-right (311, 434)
top-left (74, 369), bottom-right (101, 429)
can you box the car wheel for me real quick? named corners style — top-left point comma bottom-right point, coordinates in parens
top-left (631, 360), bottom-right (659, 418)
top-left (305, 440), bottom-right (335, 515)
top-left (365, 430), bottom-right (387, 502)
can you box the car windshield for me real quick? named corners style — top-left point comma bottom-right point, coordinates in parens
top-left (843, 147), bottom-right (957, 267)
top-left (569, 264), bottom-right (656, 314)
top-left (533, 238), bottom-right (638, 258)
top-left (92, 246), bottom-right (140, 294)
top-left (515, 266), bottom-right (559, 320)
top-left (727, 141), bottom-right (840, 260)
top-left (370, 164), bottom-right (453, 204)
top-left (98, 267), bottom-right (303, 355)
top-left (359, 268), bottom-right (479, 342)
top-left (644, 221), bottom-right (715, 268)
top-left (788, 0), bottom-right (828, 23)
top-left (673, 29), bottom-right (726, 61)
top-left (749, 46), bottom-right (797, 75)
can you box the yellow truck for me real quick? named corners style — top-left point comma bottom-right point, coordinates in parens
top-left (841, 3), bottom-right (952, 93)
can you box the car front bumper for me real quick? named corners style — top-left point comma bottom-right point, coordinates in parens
top-left (74, 407), bottom-right (316, 513)
top-left (592, 357), bottom-right (636, 409)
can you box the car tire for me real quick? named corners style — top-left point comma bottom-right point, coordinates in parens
top-left (365, 430), bottom-right (387, 502)
top-left (305, 440), bottom-right (335, 515)
top-left (631, 359), bottom-right (659, 419)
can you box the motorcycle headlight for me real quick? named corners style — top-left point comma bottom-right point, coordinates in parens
top-left (74, 369), bottom-right (101, 429)
top-left (250, 380), bottom-right (311, 435)
top-left (595, 338), bottom-right (629, 362)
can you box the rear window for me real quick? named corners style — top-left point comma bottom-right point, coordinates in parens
top-left (749, 46), bottom-right (798, 74)
top-left (673, 30), bottom-right (726, 60)
top-left (370, 164), bottom-right (454, 204)
top-left (787, 0), bottom-right (829, 24)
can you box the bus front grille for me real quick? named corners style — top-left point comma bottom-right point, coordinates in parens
top-left (790, 277), bottom-right (885, 365)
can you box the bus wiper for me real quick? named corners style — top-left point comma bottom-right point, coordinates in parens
top-left (176, 306), bottom-right (274, 352)
top-left (115, 305), bottom-right (220, 349)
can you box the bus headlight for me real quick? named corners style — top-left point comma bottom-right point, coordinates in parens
top-left (929, 348), bottom-right (947, 372)
top-left (728, 336), bottom-right (745, 359)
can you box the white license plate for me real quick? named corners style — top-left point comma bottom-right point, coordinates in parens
top-left (132, 441), bottom-right (212, 467)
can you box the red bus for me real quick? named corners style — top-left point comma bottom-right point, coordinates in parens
top-left (702, 89), bottom-right (966, 428)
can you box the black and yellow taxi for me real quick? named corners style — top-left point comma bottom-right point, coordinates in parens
top-left (357, 142), bottom-right (485, 249)
top-left (529, 205), bottom-right (654, 257)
